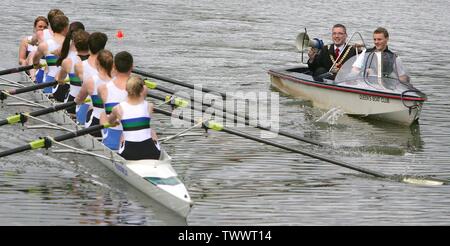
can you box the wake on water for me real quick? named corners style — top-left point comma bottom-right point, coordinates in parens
top-left (315, 107), bottom-right (344, 125)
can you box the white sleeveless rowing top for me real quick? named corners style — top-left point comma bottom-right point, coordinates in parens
top-left (105, 80), bottom-right (128, 130)
top-left (81, 60), bottom-right (98, 106)
top-left (81, 59), bottom-right (98, 82)
top-left (90, 74), bottom-right (110, 119)
top-left (119, 101), bottom-right (152, 142)
top-left (105, 80), bottom-right (128, 115)
top-left (26, 36), bottom-right (37, 53)
top-left (43, 29), bottom-right (53, 42)
top-left (67, 51), bottom-right (82, 98)
top-left (44, 38), bottom-right (61, 78)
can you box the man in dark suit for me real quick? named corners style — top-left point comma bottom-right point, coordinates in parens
top-left (307, 24), bottom-right (357, 80)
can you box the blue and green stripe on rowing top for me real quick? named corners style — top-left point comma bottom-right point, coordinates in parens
top-left (90, 95), bottom-right (104, 108)
top-left (45, 55), bottom-right (58, 66)
top-left (68, 73), bottom-right (82, 86)
top-left (121, 117), bottom-right (150, 131)
top-left (104, 102), bottom-right (118, 114)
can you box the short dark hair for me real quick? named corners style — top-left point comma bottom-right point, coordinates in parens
top-left (88, 32), bottom-right (108, 54)
top-left (51, 15), bottom-right (69, 33)
top-left (114, 51), bottom-right (133, 73)
top-left (47, 9), bottom-right (64, 27)
top-left (332, 23), bottom-right (347, 34)
top-left (73, 30), bottom-right (89, 52)
top-left (374, 27), bottom-right (389, 38)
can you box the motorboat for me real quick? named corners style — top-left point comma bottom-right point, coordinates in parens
top-left (268, 32), bottom-right (426, 126)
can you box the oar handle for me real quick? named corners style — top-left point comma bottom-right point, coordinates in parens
top-left (0, 65), bottom-right (34, 76)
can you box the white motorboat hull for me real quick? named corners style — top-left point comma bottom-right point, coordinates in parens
top-left (269, 68), bottom-right (425, 126)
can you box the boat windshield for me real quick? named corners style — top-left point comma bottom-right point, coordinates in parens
top-left (334, 50), bottom-right (413, 94)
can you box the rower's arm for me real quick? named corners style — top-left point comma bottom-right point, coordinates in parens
top-left (98, 83), bottom-right (107, 105)
top-left (18, 37), bottom-right (28, 65)
top-left (108, 105), bottom-right (122, 126)
top-left (148, 102), bottom-right (158, 142)
top-left (56, 58), bottom-right (71, 84)
top-left (32, 42), bottom-right (47, 67)
top-left (74, 62), bottom-right (83, 81)
top-left (75, 77), bottom-right (92, 105)
top-left (28, 32), bottom-right (39, 46)
top-left (29, 30), bottom-right (44, 46)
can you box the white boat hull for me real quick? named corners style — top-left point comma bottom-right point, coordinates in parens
top-left (269, 70), bottom-right (424, 126)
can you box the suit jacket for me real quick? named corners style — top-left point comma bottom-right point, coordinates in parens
top-left (308, 44), bottom-right (357, 78)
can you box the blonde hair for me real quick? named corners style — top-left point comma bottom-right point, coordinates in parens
top-left (126, 75), bottom-right (145, 97)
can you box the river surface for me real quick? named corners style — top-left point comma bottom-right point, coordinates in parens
top-left (0, 0), bottom-right (450, 225)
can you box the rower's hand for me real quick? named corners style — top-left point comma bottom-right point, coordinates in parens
top-left (330, 67), bottom-right (339, 74)
top-left (308, 48), bottom-right (318, 59)
top-left (110, 120), bottom-right (120, 127)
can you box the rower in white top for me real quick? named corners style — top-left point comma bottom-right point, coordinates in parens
top-left (32, 14), bottom-right (69, 95)
top-left (107, 75), bottom-right (161, 160)
top-left (75, 49), bottom-right (113, 137)
top-left (73, 32), bottom-right (108, 125)
top-left (99, 51), bottom-right (133, 151)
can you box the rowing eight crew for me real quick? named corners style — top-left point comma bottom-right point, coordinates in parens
top-left (20, 9), bottom-right (160, 161)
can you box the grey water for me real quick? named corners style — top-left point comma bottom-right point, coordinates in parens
top-left (1, 0), bottom-right (450, 225)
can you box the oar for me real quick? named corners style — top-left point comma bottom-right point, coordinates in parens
top-left (0, 101), bottom-right (76, 126)
top-left (0, 123), bottom-right (113, 158)
top-left (0, 81), bottom-right (58, 100)
top-left (153, 106), bottom-right (449, 186)
top-left (0, 65), bottom-right (34, 76)
top-left (145, 80), bottom-right (324, 147)
top-left (133, 68), bottom-right (228, 99)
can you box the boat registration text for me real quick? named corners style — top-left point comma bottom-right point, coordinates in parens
top-left (359, 94), bottom-right (390, 103)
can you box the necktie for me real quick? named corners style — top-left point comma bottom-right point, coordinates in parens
top-left (335, 47), bottom-right (340, 59)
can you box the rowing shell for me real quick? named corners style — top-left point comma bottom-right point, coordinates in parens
top-left (22, 73), bottom-right (193, 218)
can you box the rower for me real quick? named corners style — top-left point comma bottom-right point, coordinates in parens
top-left (73, 32), bottom-right (108, 125)
top-left (29, 9), bottom-right (65, 84)
top-left (98, 51), bottom-right (133, 150)
top-left (18, 16), bottom-right (48, 82)
top-left (107, 75), bottom-right (161, 160)
top-left (32, 15), bottom-right (69, 95)
top-left (75, 49), bottom-right (113, 137)
top-left (51, 21), bottom-right (85, 103)
top-left (56, 28), bottom-right (89, 120)
top-left (29, 9), bottom-right (64, 47)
